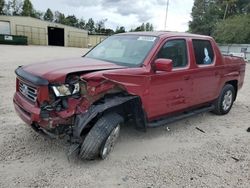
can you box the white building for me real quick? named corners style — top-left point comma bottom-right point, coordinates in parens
top-left (0, 16), bottom-right (88, 48)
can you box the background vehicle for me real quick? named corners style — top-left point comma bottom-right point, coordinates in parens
top-left (13, 32), bottom-right (246, 160)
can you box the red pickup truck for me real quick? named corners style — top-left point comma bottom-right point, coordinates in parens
top-left (13, 32), bottom-right (246, 160)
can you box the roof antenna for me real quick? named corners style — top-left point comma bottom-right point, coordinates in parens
top-left (164, 0), bottom-right (170, 30)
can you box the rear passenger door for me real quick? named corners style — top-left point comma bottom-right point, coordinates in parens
top-left (191, 39), bottom-right (221, 105)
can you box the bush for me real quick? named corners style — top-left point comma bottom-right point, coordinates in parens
top-left (213, 15), bottom-right (250, 44)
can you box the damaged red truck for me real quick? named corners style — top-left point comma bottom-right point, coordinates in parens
top-left (13, 32), bottom-right (246, 160)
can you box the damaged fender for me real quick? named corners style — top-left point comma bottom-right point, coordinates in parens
top-left (73, 95), bottom-right (147, 139)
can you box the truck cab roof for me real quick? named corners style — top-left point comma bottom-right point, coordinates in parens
top-left (117, 31), bottom-right (213, 40)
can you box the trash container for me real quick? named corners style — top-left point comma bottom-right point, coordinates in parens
top-left (0, 34), bottom-right (28, 45)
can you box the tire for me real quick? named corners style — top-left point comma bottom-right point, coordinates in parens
top-left (212, 84), bottom-right (235, 115)
top-left (79, 113), bottom-right (123, 160)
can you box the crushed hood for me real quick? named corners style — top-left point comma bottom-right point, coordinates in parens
top-left (20, 57), bottom-right (125, 83)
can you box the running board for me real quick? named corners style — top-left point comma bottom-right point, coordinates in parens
top-left (147, 105), bottom-right (215, 128)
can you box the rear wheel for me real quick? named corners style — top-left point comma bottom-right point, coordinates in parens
top-left (79, 113), bottom-right (123, 160)
top-left (212, 84), bottom-right (235, 115)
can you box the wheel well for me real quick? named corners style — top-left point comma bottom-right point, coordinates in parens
top-left (225, 80), bottom-right (238, 100)
top-left (76, 94), bottom-right (147, 138)
top-left (92, 94), bottom-right (147, 130)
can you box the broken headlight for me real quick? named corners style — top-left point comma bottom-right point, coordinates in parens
top-left (52, 83), bottom-right (80, 97)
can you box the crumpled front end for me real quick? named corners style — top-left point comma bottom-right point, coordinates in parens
top-left (13, 77), bottom-right (77, 137)
top-left (13, 67), bottom-right (126, 138)
top-left (13, 68), bottom-right (83, 136)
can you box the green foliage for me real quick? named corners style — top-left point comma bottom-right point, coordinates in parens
top-left (21, 0), bottom-right (35, 17)
top-left (5, 0), bottom-right (23, 16)
top-left (21, 0), bottom-right (38, 19)
top-left (189, 0), bottom-right (223, 35)
top-left (95, 19), bottom-right (107, 33)
top-left (213, 14), bottom-right (250, 43)
top-left (189, 0), bottom-right (250, 43)
top-left (220, 0), bottom-right (250, 18)
top-left (85, 18), bottom-right (95, 33)
top-left (64, 15), bottom-right (78, 27)
top-left (0, 0), bottom-right (5, 14)
top-left (115, 26), bottom-right (125, 33)
top-left (54, 11), bottom-right (65, 24)
top-left (2, 0), bottom-right (41, 18)
top-left (11, 0), bottom-right (23, 15)
top-left (43, 8), bottom-right (53, 21)
top-left (1, 1), bottom-right (154, 36)
top-left (131, 22), bottom-right (154, 32)
top-left (77, 19), bottom-right (85, 29)
top-left (101, 28), bottom-right (115, 35)
top-left (33, 10), bottom-right (43, 19)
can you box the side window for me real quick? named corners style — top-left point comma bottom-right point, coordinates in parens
top-left (157, 39), bottom-right (188, 68)
top-left (192, 40), bottom-right (214, 65)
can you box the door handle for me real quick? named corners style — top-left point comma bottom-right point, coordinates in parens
top-left (184, 76), bottom-right (190, 80)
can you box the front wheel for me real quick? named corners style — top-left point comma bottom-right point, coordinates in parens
top-left (79, 113), bottom-right (123, 160)
top-left (212, 84), bottom-right (235, 115)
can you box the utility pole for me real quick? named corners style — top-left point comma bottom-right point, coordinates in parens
top-left (164, 0), bottom-right (169, 30)
top-left (223, 3), bottom-right (229, 20)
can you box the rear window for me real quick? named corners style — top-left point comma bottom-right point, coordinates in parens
top-left (192, 40), bottom-right (214, 65)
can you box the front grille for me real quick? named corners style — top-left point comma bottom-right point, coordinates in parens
top-left (19, 81), bottom-right (37, 102)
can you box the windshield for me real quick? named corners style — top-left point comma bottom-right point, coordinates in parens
top-left (85, 35), bottom-right (157, 66)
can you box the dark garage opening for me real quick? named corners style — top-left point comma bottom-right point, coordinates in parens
top-left (48, 27), bottom-right (64, 46)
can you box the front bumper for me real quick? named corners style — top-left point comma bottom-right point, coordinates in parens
top-left (13, 92), bottom-right (40, 125)
top-left (13, 92), bottom-right (71, 129)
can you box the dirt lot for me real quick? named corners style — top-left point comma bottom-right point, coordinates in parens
top-left (0, 45), bottom-right (249, 188)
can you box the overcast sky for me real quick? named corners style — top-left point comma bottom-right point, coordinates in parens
top-left (31, 0), bottom-right (194, 31)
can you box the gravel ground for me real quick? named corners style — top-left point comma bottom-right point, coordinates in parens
top-left (0, 45), bottom-right (249, 188)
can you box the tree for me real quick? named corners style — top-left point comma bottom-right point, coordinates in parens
top-left (149, 24), bottom-right (154, 31)
top-left (115, 26), bottom-right (125, 33)
top-left (134, 26), bottom-right (141, 31)
top-left (54, 11), bottom-right (66, 24)
top-left (189, 0), bottom-right (250, 35)
top-left (11, 0), bottom-right (23, 15)
top-left (34, 10), bottom-right (43, 19)
top-left (134, 23), bottom-right (146, 31)
top-left (0, 0), bottom-right (5, 15)
top-left (64, 15), bottom-right (78, 27)
top-left (145, 22), bottom-right (150, 31)
top-left (189, 0), bottom-right (222, 35)
top-left (141, 23), bottom-right (145, 31)
top-left (101, 28), bottom-right (114, 35)
top-left (85, 18), bottom-right (95, 33)
top-left (145, 22), bottom-right (154, 31)
top-left (239, 0), bottom-right (250, 14)
top-left (95, 19), bottom-right (108, 33)
top-left (132, 22), bottom-right (153, 32)
top-left (43, 8), bottom-right (53, 21)
top-left (219, 0), bottom-right (250, 18)
top-left (21, 0), bottom-right (35, 17)
top-left (67, 15), bottom-right (78, 26)
top-left (213, 14), bottom-right (250, 43)
top-left (5, 0), bottom-right (23, 16)
top-left (77, 19), bottom-right (85, 29)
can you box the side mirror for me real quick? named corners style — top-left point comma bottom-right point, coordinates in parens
top-left (154, 58), bottom-right (173, 72)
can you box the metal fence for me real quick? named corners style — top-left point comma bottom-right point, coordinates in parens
top-left (218, 44), bottom-right (250, 62)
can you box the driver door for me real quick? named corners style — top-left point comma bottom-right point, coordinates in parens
top-left (146, 38), bottom-right (193, 120)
